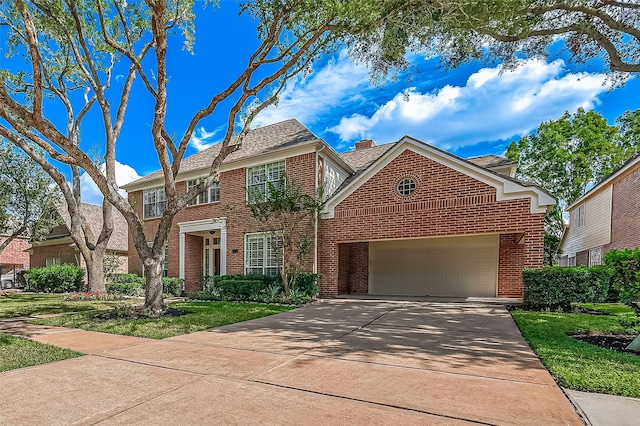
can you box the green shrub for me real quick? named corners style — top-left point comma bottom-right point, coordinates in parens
top-left (604, 248), bottom-right (640, 314)
top-left (216, 279), bottom-right (263, 301)
top-left (292, 273), bottom-right (319, 297)
top-left (111, 273), bottom-right (145, 285)
top-left (190, 273), bottom-right (318, 304)
top-left (106, 281), bottom-right (144, 297)
top-left (523, 266), bottom-right (610, 309)
top-left (27, 265), bottom-right (85, 293)
top-left (162, 277), bottom-right (184, 297)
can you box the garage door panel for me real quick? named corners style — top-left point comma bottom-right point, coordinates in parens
top-left (369, 235), bottom-right (498, 297)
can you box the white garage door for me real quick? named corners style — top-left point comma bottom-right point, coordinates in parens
top-left (369, 235), bottom-right (498, 297)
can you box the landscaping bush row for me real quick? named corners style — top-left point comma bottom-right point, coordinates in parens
top-left (192, 273), bottom-right (319, 304)
top-left (27, 265), bottom-right (85, 293)
top-left (106, 274), bottom-right (184, 297)
top-left (522, 249), bottom-right (640, 311)
top-left (523, 266), bottom-right (610, 309)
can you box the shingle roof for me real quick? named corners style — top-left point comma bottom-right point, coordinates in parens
top-left (339, 143), bottom-right (397, 173)
top-left (128, 119), bottom-right (319, 186)
top-left (466, 154), bottom-right (516, 169)
top-left (59, 203), bottom-right (128, 252)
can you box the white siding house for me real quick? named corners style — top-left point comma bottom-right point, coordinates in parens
top-left (561, 185), bottom-right (612, 266)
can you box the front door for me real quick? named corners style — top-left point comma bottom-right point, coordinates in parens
top-left (203, 236), bottom-right (221, 277)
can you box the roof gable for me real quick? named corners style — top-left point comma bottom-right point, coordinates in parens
top-left (57, 203), bottom-right (128, 252)
top-left (567, 153), bottom-right (640, 211)
top-left (325, 136), bottom-right (555, 216)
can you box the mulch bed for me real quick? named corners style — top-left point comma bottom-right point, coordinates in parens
top-left (95, 306), bottom-right (186, 320)
top-left (573, 333), bottom-right (640, 355)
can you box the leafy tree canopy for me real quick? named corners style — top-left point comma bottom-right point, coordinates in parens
top-left (506, 108), bottom-right (640, 263)
top-left (0, 141), bottom-right (60, 254)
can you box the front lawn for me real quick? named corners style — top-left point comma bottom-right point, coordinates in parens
top-left (0, 333), bottom-right (81, 372)
top-left (31, 301), bottom-right (293, 339)
top-left (0, 293), bottom-right (131, 318)
top-left (511, 303), bottom-right (640, 398)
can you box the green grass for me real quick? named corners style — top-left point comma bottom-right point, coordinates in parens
top-left (0, 333), bottom-right (81, 372)
top-left (31, 301), bottom-right (294, 339)
top-left (511, 303), bottom-right (640, 397)
top-left (0, 293), bottom-right (131, 318)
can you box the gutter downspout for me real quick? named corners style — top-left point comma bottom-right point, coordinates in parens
top-left (314, 144), bottom-right (326, 274)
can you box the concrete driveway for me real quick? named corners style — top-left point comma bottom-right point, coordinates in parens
top-left (0, 300), bottom-right (582, 425)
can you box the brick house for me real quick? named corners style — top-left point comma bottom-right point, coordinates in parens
top-left (123, 119), bottom-right (554, 298)
top-left (559, 154), bottom-right (640, 267)
top-left (29, 203), bottom-right (129, 273)
top-left (0, 235), bottom-right (30, 287)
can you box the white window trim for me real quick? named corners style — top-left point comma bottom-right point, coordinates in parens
top-left (588, 247), bottom-right (602, 267)
top-left (244, 232), bottom-right (283, 276)
top-left (246, 160), bottom-right (285, 204)
top-left (576, 204), bottom-right (586, 227)
top-left (187, 179), bottom-right (220, 206)
top-left (45, 257), bottom-right (61, 267)
top-left (143, 187), bottom-right (167, 219)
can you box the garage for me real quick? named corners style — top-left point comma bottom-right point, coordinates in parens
top-left (369, 235), bottom-right (499, 297)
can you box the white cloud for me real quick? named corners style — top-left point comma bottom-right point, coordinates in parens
top-left (328, 59), bottom-right (608, 150)
top-left (189, 126), bottom-right (221, 151)
top-left (253, 50), bottom-right (371, 127)
top-left (80, 161), bottom-right (142, 205)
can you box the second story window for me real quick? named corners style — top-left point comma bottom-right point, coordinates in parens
top-left (143, 187), bottom-right (166, 219)
top-left (247, 160), bottom-right (285, 203)
top-left (187, 179), bottom-right (220, 206)
top-left (576, 204), bottom-right (586, 227)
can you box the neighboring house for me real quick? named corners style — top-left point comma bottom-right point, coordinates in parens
top-left (29, 203), bottom-right (129, 273)
top-left (123, 119), bottom-right (554, 298)
top-left (559, 154), bottom-right (640, 267)
top-left (0, 235), bottom-right (30, 274)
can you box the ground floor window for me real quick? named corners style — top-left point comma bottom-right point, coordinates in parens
top-left (245, 232), bottom-right (282, 276)
top-left (588, 247), bottom-right (602, 267)
top-left (45, 257), bottom-right (61, 267)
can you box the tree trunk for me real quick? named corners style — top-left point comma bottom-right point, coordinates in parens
top-left (144, 258), bottom-right (166, 312)
top-left (85, 248), bottom-right (106, 292)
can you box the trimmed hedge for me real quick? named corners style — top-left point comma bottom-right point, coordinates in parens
top-left (162, 277), bottom-right (184, 297)
top-left (604, 248), bottom-right (640, 314)
top-left (193, 273), bottom-right (320, 304)
top-left (523, 266), bottom-right (610, 309)
top-left (106, 274), bottom-right (184, 297)
top-left (106, 281), bottom-right (144, 297)
top-left (27, 265), bottom-right (85, 293)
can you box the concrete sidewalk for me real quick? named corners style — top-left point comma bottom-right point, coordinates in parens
top-left (1, 300), bottom-right (583, 425)
top-left (565, 389), bottom-right (640, 426)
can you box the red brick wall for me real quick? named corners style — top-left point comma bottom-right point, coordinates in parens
top-left (30, 242), bottom-right (80, 268)
top-left (0, 237), bottom-right (30, 270)
top-left (337, 242), bottom-right (369, 294)
top-left (128, 153), bottom-right (318, 290)
top-left (606, 163), bottom-right (640, 252)
top-left (498, 234), bottom-right (524, 298)
top-left (319, 150), bottom-right (546, 298)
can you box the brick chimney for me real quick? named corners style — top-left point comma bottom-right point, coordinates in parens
top-left (355, 139), bottom-right (376, 150)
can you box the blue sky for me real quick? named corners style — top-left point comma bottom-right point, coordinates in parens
top-left (6, 2), bottom-right (635, 204)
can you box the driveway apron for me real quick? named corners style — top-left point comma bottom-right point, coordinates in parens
top-left (0, 300), bottom-right (582, 425)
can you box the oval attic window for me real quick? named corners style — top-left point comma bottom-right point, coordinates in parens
top-left (397, 178), bottom-right (416, 196)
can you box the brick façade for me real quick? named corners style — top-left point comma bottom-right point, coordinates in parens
top-left (319, 149), bottom-right (545, 298)
top-left (128, 153), bottom-right (317, 293)
top-left (605, 162), bottom-right (640, 252)
top-left (125, 125), bottom-right (550, 299)
top-left (0, 237), bottom-right (30, 272)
